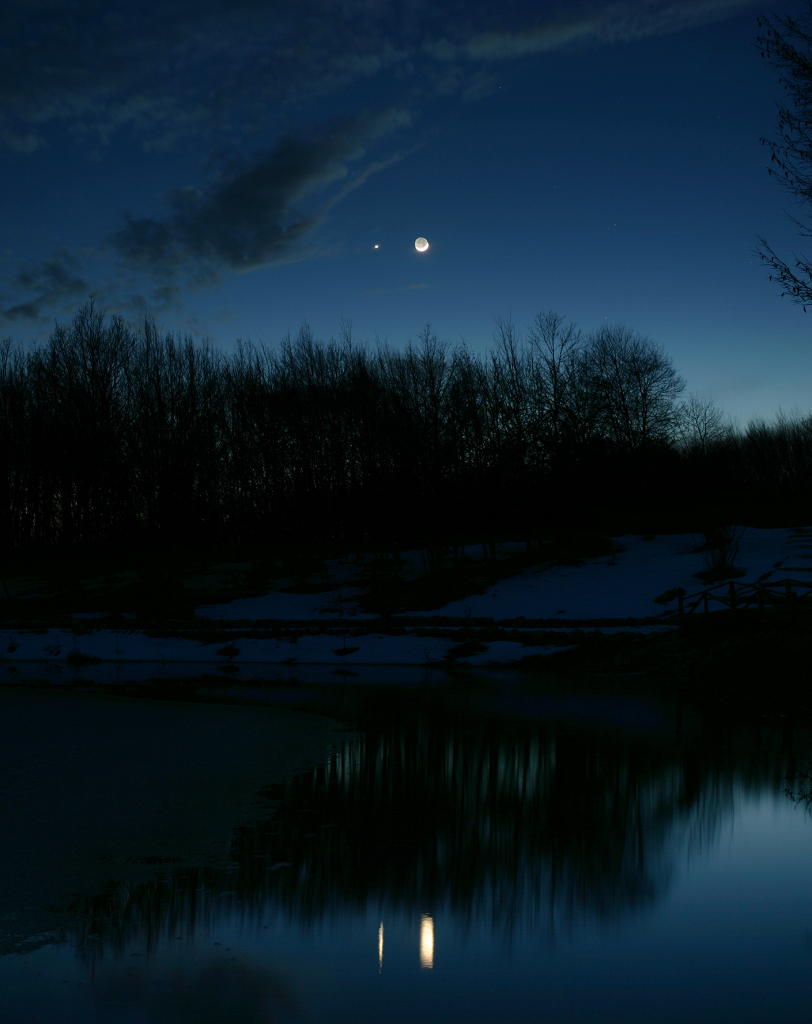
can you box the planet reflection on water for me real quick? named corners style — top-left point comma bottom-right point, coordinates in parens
top-left (420, 914), bottom-right (434, 969)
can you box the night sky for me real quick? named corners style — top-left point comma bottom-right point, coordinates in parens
top-left (2, 0), bottom-right (811, 425)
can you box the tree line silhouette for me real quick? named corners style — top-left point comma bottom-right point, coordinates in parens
top-left (1, 301), bottom-right (809, 555)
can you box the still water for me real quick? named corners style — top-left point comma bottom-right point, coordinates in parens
top-left (2, 676), bottom-right (812, 1023)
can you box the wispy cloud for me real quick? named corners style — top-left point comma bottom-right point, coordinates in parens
top-left (1, 109), bottom-right (414, 324)
top-left (0, 0), bottom-right (419, 151)
top-left (465, 0), bottom-right (760, 61)
top-left (108, 109), bottom-right (412, 287)
top-left (1, 249), bottom-right (90, 324)
top-left (0, 1), bottom-right (760, 151)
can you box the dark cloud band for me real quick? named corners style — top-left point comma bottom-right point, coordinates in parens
top-left (109, 109), bottom-right (411, 276)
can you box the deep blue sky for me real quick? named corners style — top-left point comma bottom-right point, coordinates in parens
top-left (2, 0), bottom-right (811, 425)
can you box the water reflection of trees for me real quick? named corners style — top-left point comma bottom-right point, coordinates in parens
top-left (785, 759), bottom-right (812, 808)
top-left (73, 697), bottom-right (810, 956)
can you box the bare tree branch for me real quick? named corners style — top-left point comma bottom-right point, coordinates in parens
top-left (755, 3), bottom-right (812, 307)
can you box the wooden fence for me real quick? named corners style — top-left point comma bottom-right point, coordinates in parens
top-left (677, 577), bottom-right (812, 623)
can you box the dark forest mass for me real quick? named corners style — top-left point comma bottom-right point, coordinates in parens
top-left (2, 303), bottom-right (809, 556)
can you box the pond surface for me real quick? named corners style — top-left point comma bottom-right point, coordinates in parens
top-left (2, 675), bottom-right (812, 1023)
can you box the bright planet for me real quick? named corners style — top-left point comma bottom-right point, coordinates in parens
top-left (415, 237), bottom-right (429, 252)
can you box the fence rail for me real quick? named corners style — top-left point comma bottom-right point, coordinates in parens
top-left (677, 577), bottom-right (812, 622)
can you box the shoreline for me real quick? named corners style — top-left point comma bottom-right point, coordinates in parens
top-left (0, 620), bottom-right (675, 676)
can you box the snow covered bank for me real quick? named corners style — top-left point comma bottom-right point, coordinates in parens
top-left (2, 528), bottom-right (810, 672)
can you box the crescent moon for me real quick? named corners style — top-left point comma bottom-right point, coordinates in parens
top-left (415, 237), bottom-right (429, 252)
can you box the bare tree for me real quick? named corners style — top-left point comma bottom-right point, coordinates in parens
top-left (0, 337), bottom-right (32, 545)
top-left (491, 316), bottom-right (526, 444)
top-left (738, 408), bottom-right (812, 492)
top-left (674, 393), bottom-right (731, 456)
top-left (525, 310), bottom-right (583, 455)
top-left (755, 3), bottom-right (812, 308)
top-left (30, 301), bottom-right (139, 545)
top-left (585, 324), bottom-right (685, 452)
